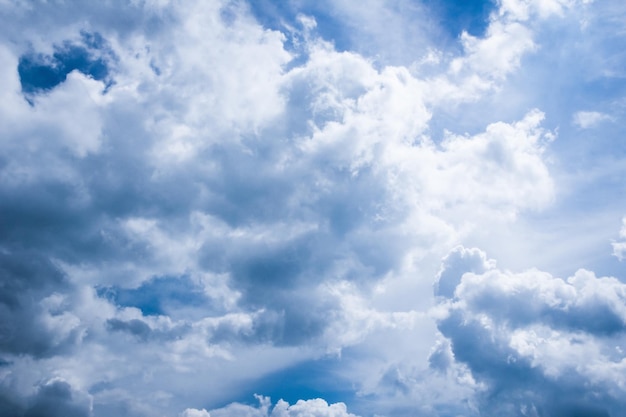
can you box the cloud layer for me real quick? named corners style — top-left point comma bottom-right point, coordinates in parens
top-left (0, 0), bottom-right (625, 416)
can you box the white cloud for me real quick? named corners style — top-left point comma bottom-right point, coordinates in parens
top-left (612, 216), bottom-right (626, 260)
top-left (181, 408), bottom-right (211, 417)
top-left (207, 396), bottom-right (358, 417)
top-left (573, 110), bottom-right (612, 128)
top-left (270, 398), bottom-right (357, 417)
top-left (452, 21), bottom-right (535, 81)
top-left (434, 246), bottom-right (626, 415)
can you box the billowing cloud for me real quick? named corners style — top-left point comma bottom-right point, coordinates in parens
top-left (0, 0), bottom-right (624, 416)
top-left (205, 396), bottom-right (358, 417)
top-left (434, 245), bottom-right (626, 416)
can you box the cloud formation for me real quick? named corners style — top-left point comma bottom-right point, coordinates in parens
top-left (434, 246), bottom-right (626, 416)
top-left (573, 111), bottom-right (613, 129)
top-left (198, 396), bottom-right (357, 417)
top-left (0, 0), bottom-right (624, 416)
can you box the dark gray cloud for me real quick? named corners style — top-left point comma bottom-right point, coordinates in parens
top-left (104, 316), bottom-right (191, 343)
top-left (25, 379), bottom-right (92, 417)
top-left (0, 387), bottom-right (24, 417)
top-left (0, 249), bottom-right (83, 358)
top-left (106, 318), bottom-right (153, 341)
top-left (0, 379), bottom-right (92, 417)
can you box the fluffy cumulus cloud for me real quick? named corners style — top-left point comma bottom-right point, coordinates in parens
top-left (1, 0), bottom-right (625, 416)
top-left (0, 378), bottom-right (92, 417)
top-left (433, 245), bottom-right (626, 416)
top-left (197, 395), bottom-right (357, 417)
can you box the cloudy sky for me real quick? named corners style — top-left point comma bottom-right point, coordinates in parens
top-left (1, 0), bottom-right (626, 416)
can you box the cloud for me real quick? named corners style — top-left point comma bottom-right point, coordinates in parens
top-left (270, 398), bottom-right (357, 417)
top-left (434, 246), bottom-right (495, 299)
top-left (0, 250), bottom-right (85, 358)
top-left (18, 31), bottom-right (115, 97)
top-left (0, 0), bottom-right (624, 416)
top-left (206, 395), bottom-right (358, 417)
top-left (434, 246), bottom-right (626, 416)
top-left (24, 379), bottom-right (92, 417)
top-left (612, 216), bottom-right (626, 260)
top-left (573, 111), bottom-right (612, 129)
top-left (499, 0), bottom-right (574, 21)
top-left (181, 409), bottom-right (211, 417)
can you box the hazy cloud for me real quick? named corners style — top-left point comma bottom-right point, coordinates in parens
top-left (573, 111), bottom-right (612, 129)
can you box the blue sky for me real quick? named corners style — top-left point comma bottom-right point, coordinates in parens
top-left (1, 1), bottom-right (626, 416)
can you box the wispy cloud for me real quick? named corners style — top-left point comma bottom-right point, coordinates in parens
top-left (573, 110), bottom-right (613, 129)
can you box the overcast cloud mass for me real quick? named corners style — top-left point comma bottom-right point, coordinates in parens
top-left (1, 0), bottom-right (626, 416)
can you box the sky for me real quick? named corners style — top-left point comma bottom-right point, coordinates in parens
top-left (1, 0), bottom-right (626, 416)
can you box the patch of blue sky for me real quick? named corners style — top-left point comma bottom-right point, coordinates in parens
top-left (224, 355), bottom-right (355, 410)
top-left (248, 0), bottom-right (495, 68)
top-left (247, 0), bottom-right (357, 52)
top-left (97, 275), bottom-right (209, 318)
top-left (18, 31), bottom-right (115, 98)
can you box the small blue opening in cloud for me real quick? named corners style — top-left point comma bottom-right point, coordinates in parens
top-left (423, 0), bottom-right (495, 38)
top-left (246, 0), bottom-right (351, 53)
top-left (225, 356), bottom-right (355, 409)
top-left (97, 275), bottom-right (208, 316)
top-left (18, 31), bottom-right (115, 98)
